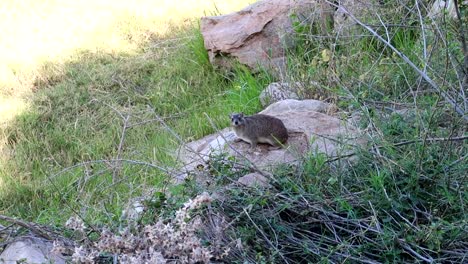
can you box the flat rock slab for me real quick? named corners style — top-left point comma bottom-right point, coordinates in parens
top-left (237, 173), bottom-right (270, 188)
top-left (226, 110), bottom-right (360, 169)
top-left (261, 99), bottom-right (337, 115)
top-left (0, 237), bottom-right (66, 264)
top-left (176, 100), bottom-right (363, 181)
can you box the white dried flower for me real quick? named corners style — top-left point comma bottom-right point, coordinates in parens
top-left (51, 240), bottom-right (67, 255)
top-left (69, 192), bottom-right (222, 264)
top-left (71, 246), bottom-right (97, 264)
top-left (65, 216), bottom-right (86, 232)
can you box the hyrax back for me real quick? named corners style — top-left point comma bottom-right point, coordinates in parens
top-left (230, 113), bottom-right (288, 148)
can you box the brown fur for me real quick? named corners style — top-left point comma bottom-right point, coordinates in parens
top-left (230, 113), bottom-right (288, 148)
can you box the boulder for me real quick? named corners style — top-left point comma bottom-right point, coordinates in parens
top-left (177, 100), bottom-right (362, 180)
top-left (0, 237), bottom-right (66, 264)
top-left (259, 82), bottom-right (327, 107)
top-left (428, 0), bottom-right (458, 19)
top-left (174, 127), bottom-right (235, 182)
top-left (261, 98), bottom-right (337, 115)
top-left (225, 110), bottom-right (360, 169)
top-left (237, 173), bottom-right (270, 188)
top-left (201, 0), bottom-right (334, 75)
top-left (259, 82), bottom-right (300, 107)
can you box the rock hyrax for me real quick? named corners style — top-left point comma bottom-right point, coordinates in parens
top-left (230, 113), bottom-right (288, 149)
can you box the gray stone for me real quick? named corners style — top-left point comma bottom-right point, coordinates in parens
top-left (226, 110), bottom-right (361, 169)
top-left (259, 82), bottom-right (300, 107)
top-left (333, 0), bottom-right (381, 38)
top-left (260, 99), bottom-right (337, 115)
top-left (0, 237), bottom-right (66, 264)
top-left (428, 0), bottom-right (457, 19)
top-left (237, 173), bottom-right (270, 188)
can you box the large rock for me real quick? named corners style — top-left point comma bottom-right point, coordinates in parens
top-left (225, 110), bottom-right (360, 169)
top-left (177, 100), bottom-right (362, 181)
top-left (261, 99), bottom-right (337, 115)
top-left (201, 0), bottom-right (334, 75)
top-left (428, 0), bottom-right (458, 19)
top-left (237, 172), bottom-right (270, 188)
top-left (259, 82), bottom-right (327, 107)
top-left (259, 82), bottom-right (300, 107)
top-left (0, 237), bottom-right (66, 264)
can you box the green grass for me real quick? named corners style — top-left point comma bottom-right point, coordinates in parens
top-left (0, 20), bottom-right (269, 224)
top-left (194, 2), bottom-right (466, 262)
top-left (0, 0), bottom-right (466, 262)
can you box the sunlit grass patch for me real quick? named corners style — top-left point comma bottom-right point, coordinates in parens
top-left (0, 0), bottom-right (258, 223)
top-left (0, 96), bottom-right (29, 125)
top-left (0, 0), bottom-right (252, 70)
top-left (0, 23), bottom-right (267, 224)
top-left (0, 0), bottom-right (253, 124)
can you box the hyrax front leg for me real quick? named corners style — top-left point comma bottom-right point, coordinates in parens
top-left (250, 141), bottom-right (258, 150)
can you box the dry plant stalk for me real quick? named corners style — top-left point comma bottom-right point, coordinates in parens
top-left (54, 192), bottom-right (229, 264)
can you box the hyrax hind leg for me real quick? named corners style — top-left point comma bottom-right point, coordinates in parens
top-left (266, 137), bottom-right (286, 150)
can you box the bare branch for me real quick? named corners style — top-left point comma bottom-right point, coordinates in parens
top-left (243, 206), bottom-right (290, 264)
top-left (0, 215), bottom-right (55, 241)
top-left (325, 0), bottom-right (468, 120)
top-left (398, 239), bottom-right (435, 263)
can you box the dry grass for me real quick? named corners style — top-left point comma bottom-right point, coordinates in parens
top-left (0, 0), bottom-right (267, 225)
top-left (0, 0), bottom-right (253, 122)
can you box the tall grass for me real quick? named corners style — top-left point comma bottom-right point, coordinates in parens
top-left (0, 0), bottom-right (260, 224)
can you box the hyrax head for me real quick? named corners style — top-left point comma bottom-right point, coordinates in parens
top-left (230, 113), bottom-right (245, 127)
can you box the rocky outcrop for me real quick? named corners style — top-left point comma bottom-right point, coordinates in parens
top-left (259, 82), bottom-right (325, 107)
top-left (176, 99), bottom-right (363, 182)
top-left (428, 0), bottom-right (458, 19)
top-left (201, 0), bottom-right (334, 75)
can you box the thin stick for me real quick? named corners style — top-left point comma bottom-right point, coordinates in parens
top-left (0, 215), bottom-right (54, 241)
top-left (392, 135), bottom-right (468, 147)
top-left (243, 206), bottom-right (290, 264)
top-left (113, 115), bottom-right (130, 182)
top-left (398, 239), bottom-right (434, 263)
